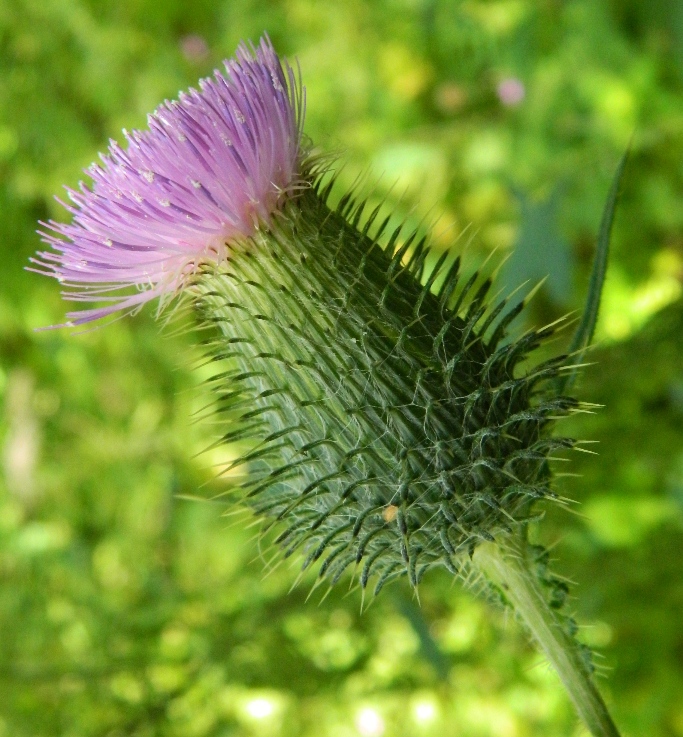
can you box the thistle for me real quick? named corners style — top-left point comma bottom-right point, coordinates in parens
top-left (32, 35), bottom-right (624, 737)
top-left (31, 37), bottom-right (303, 326)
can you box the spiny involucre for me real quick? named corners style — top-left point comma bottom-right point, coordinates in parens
top-left (33, 35), bottom-right (579, 599)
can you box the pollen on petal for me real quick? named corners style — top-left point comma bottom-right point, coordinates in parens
top-left (31, 34), bottom-right (305, 326)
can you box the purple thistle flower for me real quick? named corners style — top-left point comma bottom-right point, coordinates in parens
top-left (31, 35), bottom-right (305, 326)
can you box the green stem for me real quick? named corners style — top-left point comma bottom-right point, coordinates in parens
top-left (472, 538), bottom-right (621, 737)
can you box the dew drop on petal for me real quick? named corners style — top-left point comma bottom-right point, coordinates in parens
top-left (159, 199), bottom-right (171, 207)
top-left (191, 180), bottom-right (202, 189)
top-left (234, 109), bottom-right (246, 124)
top-left (142, 170), bottom-right (155, 183)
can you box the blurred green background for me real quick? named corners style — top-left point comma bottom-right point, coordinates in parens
top-left (1, 1), bottom-right (682, 735)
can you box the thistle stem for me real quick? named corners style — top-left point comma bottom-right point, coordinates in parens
top-left (472, 539), bottom-right (621, 737)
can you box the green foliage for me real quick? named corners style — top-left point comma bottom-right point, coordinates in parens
top-left (1, 1), bottom-right (682, 736)
top-left (559, 148), bottom-right (631, 394)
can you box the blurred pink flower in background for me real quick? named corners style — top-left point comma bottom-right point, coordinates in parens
top-left (497, 77), bottom-right (526, 107)
top-left (180, 34), bottom-right (209, 63)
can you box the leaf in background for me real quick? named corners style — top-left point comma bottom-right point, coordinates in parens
top-left (558, 147), bottom-right (631, 394)
top-left (502, 185), bottom-right (575, 308)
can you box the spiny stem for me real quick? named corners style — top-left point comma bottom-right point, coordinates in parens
top-left (472, 537), bottom-right (622, 737)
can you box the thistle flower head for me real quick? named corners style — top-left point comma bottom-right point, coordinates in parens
top-left (32, 34), bottom-right (582, 599)
top-left (30, 34), bottom-right (625, 736)
top-left (31, 35), bottom-right (304, 325)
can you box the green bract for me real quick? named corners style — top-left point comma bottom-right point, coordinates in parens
top-left (197, 176), bottom-right (579, 595)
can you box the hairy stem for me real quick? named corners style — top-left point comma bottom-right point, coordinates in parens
top-left (472, 538), bottom-right (621, 737)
